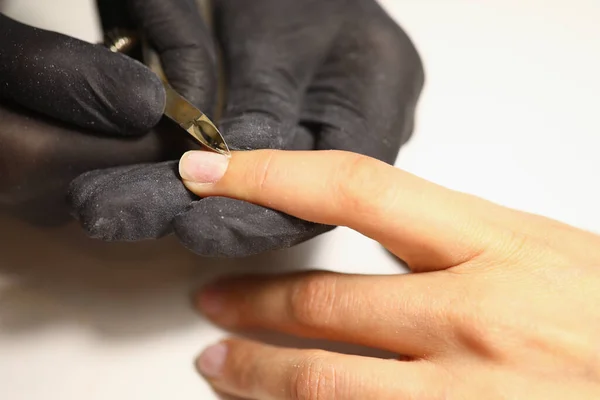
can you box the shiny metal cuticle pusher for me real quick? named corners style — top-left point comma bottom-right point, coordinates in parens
top-left (104, 29), bottom-right (230, 157)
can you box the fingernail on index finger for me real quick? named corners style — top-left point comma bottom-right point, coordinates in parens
top-left (179, 151), bottom-right (229, 185)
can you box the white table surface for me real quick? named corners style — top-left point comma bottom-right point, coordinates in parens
top-left (1, 1), bottom-right (599, 398)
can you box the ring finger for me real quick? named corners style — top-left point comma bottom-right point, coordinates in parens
top-left (196, 338), bottom-right (443, 400)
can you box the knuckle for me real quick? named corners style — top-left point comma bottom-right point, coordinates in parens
top-left (235, 360), bottom-right (257, 393)
top-left (288, 273), bottom-right (339, 329)
top-left (289, 351), bottom-right (337, 400)
top-left (332, 154), bottom-right (394, 218)
top-left (495, 228), bottom-right (534, 260)
top-left (227, 72), bottom-right (298, 122)
top-left (249, 150), bottom-right (277, 193)
top-left (451, 310), bottom-right (498, 358)
top-left (363, 15), bottom-right (424, 83)
top-left (488, 227), bottom-right (558, 271)
top-left (367, 22), bottom-right (407, 59)
top-left (226, 342), bottom-right (259, 392)
top-left (441, 283), bottom-right (506, 360)
top-left (231, 360), bottom-right (253, 392)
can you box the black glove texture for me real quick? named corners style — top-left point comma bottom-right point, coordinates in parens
top-left (69, 0), bottom-right (425, 257)
top-left (0, 0), bottom-right (215, 224)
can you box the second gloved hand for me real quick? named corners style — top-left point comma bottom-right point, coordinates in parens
top-left (69, 0), bottom-right (424, 257)
top-left (0, 0), bottom-right (215, 224)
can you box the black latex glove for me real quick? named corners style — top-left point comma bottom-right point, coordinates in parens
top-left (0, 0), bottom-right (215, 224)
top-left (69, 0), bottom-right (425, 257)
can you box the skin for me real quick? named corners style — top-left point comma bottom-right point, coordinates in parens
top-left (177, 149), bottom-right (600, 399)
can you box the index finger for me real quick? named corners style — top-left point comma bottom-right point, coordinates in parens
top-left (179, 149), bottom-right (516, 270)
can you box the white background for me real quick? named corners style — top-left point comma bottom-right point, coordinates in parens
top-left (1, 0), bottom-right (599, 399)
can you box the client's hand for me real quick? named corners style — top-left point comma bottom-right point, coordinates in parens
top-left (181, 149), bottom-right (600, 399)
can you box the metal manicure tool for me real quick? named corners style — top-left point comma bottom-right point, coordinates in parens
top-left (104, 29), bottom-right (230, 157)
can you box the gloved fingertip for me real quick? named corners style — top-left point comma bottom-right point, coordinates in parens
top-left (120, 64), bottom-right (166, 136)
top-left (0, 14), bottom-right (166, 136)
top-left (220, 114), bottom-right (286, 151)
top-left (85, 49), bottom-right (167, 136)
top-left (68, 162), bottom-right (195, 241)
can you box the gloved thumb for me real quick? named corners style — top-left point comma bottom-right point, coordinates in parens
top-left (0, 13), bottom-right (165, 136)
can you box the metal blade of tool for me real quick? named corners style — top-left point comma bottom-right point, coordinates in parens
top-left (101, 0), bottom-right (230, 157)
top-left (140, 40), bottom-right (230, 157)
top-left (162, 84), bottom-right (230, 156)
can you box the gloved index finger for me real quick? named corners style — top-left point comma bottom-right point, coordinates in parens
top-left (0, 13), bottom-right (166, 136)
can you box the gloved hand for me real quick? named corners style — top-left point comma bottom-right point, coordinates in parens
top-left (0, 0), bottom-right (215, 224)
top-left (69, 0), bottom-right (425, 257)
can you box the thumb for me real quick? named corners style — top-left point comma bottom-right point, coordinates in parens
top-left (0, 13), bottom-right (165, 136)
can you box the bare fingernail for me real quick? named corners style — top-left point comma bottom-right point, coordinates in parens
top-left (196, 283), bottom-right (239, 326)
top-left (179, 151), bottom-right (229, 184)
top-left (196, 342), bottom-right (228, 378)
top-left (197, 285), bottom-right (225, 316)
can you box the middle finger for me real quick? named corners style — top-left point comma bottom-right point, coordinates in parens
top-left (196, 271), bottom-right (454, 357)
